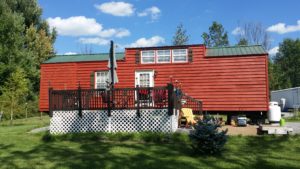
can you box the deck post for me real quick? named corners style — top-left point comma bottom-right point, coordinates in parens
top-left (78, 85), bottom-right (82, 117)
top-left (167, 83), bottom-right (174, 116)
top-left (48, 87), bottom-right (53, 117)
top-left (136, 85), bottom-right (140, 117)
top-left (107, 90), bottom-right (111, 117)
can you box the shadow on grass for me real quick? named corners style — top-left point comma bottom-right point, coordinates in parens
top-left (0, 133), bottom-right (300, 169)
top-left (0, 137), bottom-right (196, 169)
top-left (215, 135), bottom-right (300, 169)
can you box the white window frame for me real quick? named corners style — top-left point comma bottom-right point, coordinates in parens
top-left (172, 49), bottom-right (188, 63)
top-left (135, 70), bottom-right (154, 87)
top-left (141, 50), bottom-right (155, 64)
top-left (95, 71), bottom-right (108, 89)
top-left (156, 50), bottom-right (171, 63)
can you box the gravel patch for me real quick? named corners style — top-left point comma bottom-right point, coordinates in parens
top-left (176, 125), bottom-right (259, 136)
top-left (285, 122), bottom-right (300, 134)
top-left (221, 125), bottom-right (258, 136)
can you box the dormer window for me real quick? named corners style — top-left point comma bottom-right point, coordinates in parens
top-left (141, 50), bottom-right (155, 63)
top-left (172, 49), bottom-right (188, 63)
top-left (157, 50), bottom-right (171, 63)
top-left (140, 49), bottom-right (188, 64)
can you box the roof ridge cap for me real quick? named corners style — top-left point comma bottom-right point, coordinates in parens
top-left (55, 52), bottom-right (124, 57)
top-left (207, 45), bottom-right (263, 49)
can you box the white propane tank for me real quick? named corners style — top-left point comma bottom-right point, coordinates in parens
top-left (268, 102), bottom-right (281, 123)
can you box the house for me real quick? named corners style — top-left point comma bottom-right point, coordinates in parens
top-left (40, 44), bottom-right (269, 120)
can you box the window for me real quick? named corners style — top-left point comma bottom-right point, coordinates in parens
top-left (139, 73), bottom-right (151, 87)
top-left (157, 50), bottom-right (171, 63)
top-left (141, 50), bottom-right (155, 63)
top-left (95, 71), bottom-right (108, 89)
top-left (140, 48), bottom-right (188, 64)
top-left (172, 49), bottom-right (188, 63)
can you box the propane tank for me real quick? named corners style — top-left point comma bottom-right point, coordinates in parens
top-left (268, 102), bottom-right (281, 123)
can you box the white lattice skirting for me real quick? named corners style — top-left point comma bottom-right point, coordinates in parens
top-left (50, 109), bottom-right (179, 134)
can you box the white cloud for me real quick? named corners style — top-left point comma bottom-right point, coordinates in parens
top-left (268, 46), bottom-right (279, 56)
top-left (138, 6), bottom-right (161, 21)
top-left (47, 16), bottom-right (130, 38)
top-left (98, 28), bottom-right (130, 38)
top-left (267, 20), bottom-right (300, 34)
top-left (115, 29), bottom-right (131, 38)
top-left (232, 27), bottom-right (245, 35)
top-left (78, 37), bottom-right (110, 46)
top-left (47, 16), bottom-right (103, 36)
top-left (129, 36), bottom-right (165, 47)
top-left (95, 1), bottom-right (134, 17)
top-left (64, 52), bottom-right (77, 55)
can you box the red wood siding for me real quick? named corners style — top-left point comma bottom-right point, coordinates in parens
top-left (39, 45), bottom-right (269, 112)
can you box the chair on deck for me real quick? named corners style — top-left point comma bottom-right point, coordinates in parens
top-left (180, 108), bottom-right (197, 127)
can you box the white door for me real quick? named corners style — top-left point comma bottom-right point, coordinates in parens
top-left (135, 70), bottom-right (154, 87)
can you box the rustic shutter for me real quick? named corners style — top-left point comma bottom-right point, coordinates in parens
top-left (188, 48), bottom-right (193, 62)
top-left (135, 50), bottom-right (140, 64)
top-left (90, 71), bottom-right (95, 89)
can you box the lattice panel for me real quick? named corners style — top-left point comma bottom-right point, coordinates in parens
top-left (111, 109), bottom-right (172, 132)
top-left (50, 109), bottom-right (178, 134)
top-left (50, 110), bottom-right (109, 134)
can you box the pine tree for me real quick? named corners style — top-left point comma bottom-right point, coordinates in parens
top-left (202, 21), bottom-right (229, 47)
top-left (189, 115), bottom-right (228, 154)
top-left (237, 38), bottom-right (248, 46)
top-left (172, 23), bottom-right (189, 45)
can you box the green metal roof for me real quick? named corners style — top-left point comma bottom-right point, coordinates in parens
top-left (206, 45), bottom-right (267, 57)
top-left (43, 53), bottom-right (125, 64)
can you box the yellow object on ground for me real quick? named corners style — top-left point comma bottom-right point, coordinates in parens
top-left (181, 108), bottom-right (196, 125)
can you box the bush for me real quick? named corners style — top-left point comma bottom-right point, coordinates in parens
top-left (0, 99), bottom-right (40, 120)
top-left (189, 115), bottom-right (228, 155)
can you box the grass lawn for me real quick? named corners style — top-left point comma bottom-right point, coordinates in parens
top-left (0, 117), bottom-right (300, 169)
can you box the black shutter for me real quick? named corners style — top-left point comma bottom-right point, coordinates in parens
top-left (90, 71), bottom-right (95, 89)
top-left (188, 48), bottom-right (193, 62)
top-left (135, 50), bottom-right (140, 64)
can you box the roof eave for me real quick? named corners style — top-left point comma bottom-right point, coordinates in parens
top-left (125, 44), bottom-right (204, 50)
top-left (205, 53), bottom-right (268, 58)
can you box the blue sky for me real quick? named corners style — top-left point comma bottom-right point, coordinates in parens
top-left (39, 0), bottom-right (300, 55)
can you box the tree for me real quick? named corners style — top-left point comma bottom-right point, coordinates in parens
top-left (0, 1), bottom-right (25, 87)
top-left (273, 39), bottom-right (300, 89)
top-left (24, 25), bottom-right (55, 95)
top-left (237, 38), bottom-right (248, 46)
top-left (0, 0), bottom-right (56, 119)
top-left (202, 21), bottom-right (229, 47)
top-left (189, 115), bottom-right (228, 155)
top-left (0, 67), bottom-right (29, 124)
top-left (172, 23), bottom-right (189, 45)
top-left (234, 22), bottom-right (271, 50)
top-left (80, 44), bottom-right (94, 54)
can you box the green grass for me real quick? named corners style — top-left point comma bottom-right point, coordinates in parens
top-left (284, 111), bottom-right (300, 122)
top-left (285, 118), bottom-right (300, 122)
top-left (0, 117), bottom-right (300, 169)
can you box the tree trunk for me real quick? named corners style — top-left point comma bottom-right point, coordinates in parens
top-left (10, 103), bottom-right (13, 125)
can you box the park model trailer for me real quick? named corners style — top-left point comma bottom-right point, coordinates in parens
top-left (39, 44), bottom-right (269, 120)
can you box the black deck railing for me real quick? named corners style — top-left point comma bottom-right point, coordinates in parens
top-left (49, 83), bottom-right (202, 117)
top-left (180, 93), bottom-right (203, 114)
